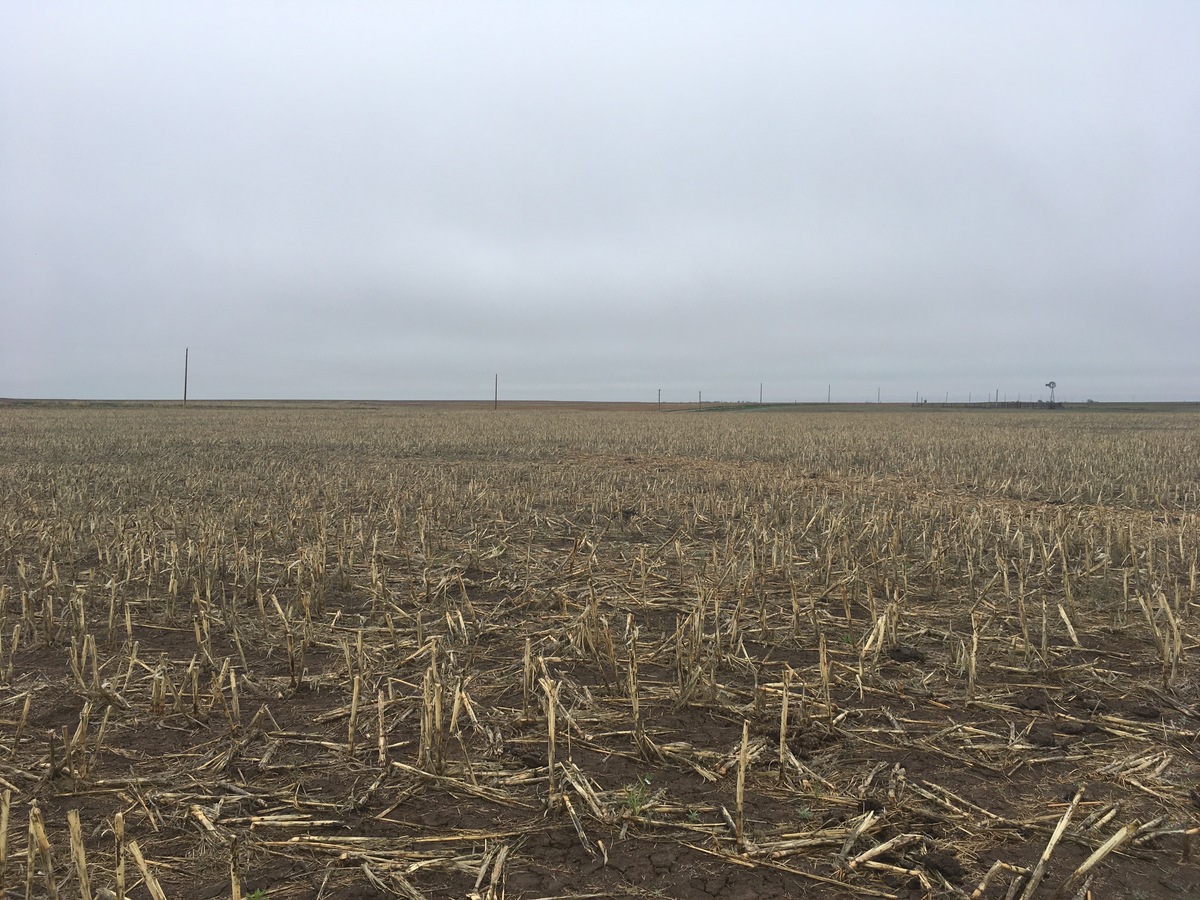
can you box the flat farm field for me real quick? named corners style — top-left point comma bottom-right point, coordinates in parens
top-left (2, 403), bottom-right (1200, 899)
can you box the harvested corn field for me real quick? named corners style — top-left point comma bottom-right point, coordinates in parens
top-left (2, 402), bottom-right (1200, 899)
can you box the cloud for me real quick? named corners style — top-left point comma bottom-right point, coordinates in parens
top-left (3, 2), bottom-right (1198, 400)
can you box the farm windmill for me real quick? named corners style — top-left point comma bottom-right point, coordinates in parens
top-left (1045, 381), bottom-right (1057, 403)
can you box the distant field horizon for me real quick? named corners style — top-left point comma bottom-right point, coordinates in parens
top-left (2, 397), bottom-right (1198, 413)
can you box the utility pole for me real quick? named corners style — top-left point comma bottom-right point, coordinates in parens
top-left (657, 388), bottom-right (661, 412)
top-left (759, 383), bottom-right (763, 405)
top-left (698, 390), bottom-right (702, 411)
top-left (183, 348), bottom-right (188, 407)
top-left (494, 374), bottom-right (498, 410)
top-left (827, 384), bottom-right (831, 403)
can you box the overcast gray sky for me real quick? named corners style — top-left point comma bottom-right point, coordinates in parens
top-left (2, 2), bottom-right (1197, 402)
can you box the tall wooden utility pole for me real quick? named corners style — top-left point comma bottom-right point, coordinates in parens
top-left (494, 374), bottom-right (498, 410)
top-left (183, 348), bottom-right (189, 407)
top-left (657, 388), bottom-right (661, 412)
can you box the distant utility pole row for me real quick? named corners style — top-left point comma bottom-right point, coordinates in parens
top-left (486, 377), bottom-right (1058, 409)
top-left (180, 360), bottom-right (1058, 408)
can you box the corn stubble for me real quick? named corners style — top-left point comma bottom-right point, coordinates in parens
top-left (0, 403), bottom-right (1198, 898)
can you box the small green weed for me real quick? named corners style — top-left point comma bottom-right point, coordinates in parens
top-left (624, 775), bottom-right (652, 816)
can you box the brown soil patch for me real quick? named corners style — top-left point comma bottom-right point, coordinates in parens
top-left (2, 405), bottom-right (1199, 899)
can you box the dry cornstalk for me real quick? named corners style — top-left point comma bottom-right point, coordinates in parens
top-left (736, 719), bottom-right (749, 850)
top-left (862, 858), bottom-right (932, 891)
top-left (561, 792), bottom-right (593, 854)
top-left (836, 810), bottom-right (879, 864)
top-left (211, 669), bottom-right (237, 734)
top-left (347, 674), bottom-right (361, 756)
top-left (472, 844), bottom-right (500, 898)
top-left (449, 679), bottom-right (464, 736)
top-left (228, 667), bottom-right (241, 728)
top-left (285, 628), bottom-right (298, 688)
top-left (418, 666), bottom-right (444, 774)
top-left (150, 666), bottom-right (165, 716)
top-left (127, 839), bottom-right (168, 900)
top-left (968, 612), bottom-right (979, 699)
top-left (68, 809), bottom-right (93, 900)
top-left (1054, 821), bottom-right (1137, 898)
top-left (25, 804), bottom-right (36, 900)
top-left (1060, 541), bottom-right (1075, 618)
top-left (12, 693), bottom-right (30, 757)
top-left (522, 637), bottom-right (533, 716)
top-left (541, 676), bottom-right (559, 807)
top-left (71, 702), bottom-right (92, 775)
top-left (818, 632), bottom-right (832, 719)
top-left (972, 860), bottom-right (1031, 900)
top-left (628, 625), bottom-right (643, 749)
top-left (115, 810), bottom-right (126, 900)
top-left (848, 833), bottom-right (922, 870)
top-left (778, 666), bottom-right (791, 783)
top-left (486, 844), bottom-right (509, 900)
top-left (1019, 784), bottom-right (1085, 900)
top-left (189, 805), bottom-right (219, 834)
top-left (62, 725), bottom-right (77, 786)
top-left (29, 800), bottom-right (59, 900)
top-left (1078, 802), bottom-right (1119, 834)
top-left (4, 625), bottom-right (17, 683)
top-left (377, 690), bottom-right (388, 767)
top-left (559, 761), bottom-right (610, 823)
top-left (1056, 603), bottom-right (1080, 648)
top-left (1040, 599), bottom-right (1050, 668)
top-left (229, 835), bottom-right (242, 900)
top-left (1017, 585), bottom-right (1032, 666)
top-left (0, 789), bottom-right (9, 892)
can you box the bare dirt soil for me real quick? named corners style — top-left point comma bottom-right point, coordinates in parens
top-left (2, 405), bottom-right (1199, 899)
